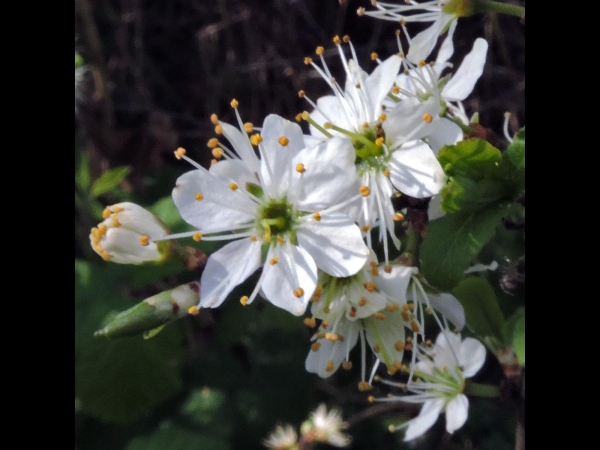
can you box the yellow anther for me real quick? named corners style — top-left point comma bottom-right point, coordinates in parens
top-left (250, 236), bottom-right (257, 242)
top-left (359, 185), bottom-right (371, 197)
top-left (316, 332), bottom-right (326, 339)
top-left (304, 57), bottom-right (313, 65)
top-left (370, 261), bottom-right (377, 268)
top-left (373, 345), bottom-right (380, 353)
top-left (326, 360), bottom-right (335, 372)
top-left (422, 113), bottom-right (433, 123)
top-left (357, 6), bottom-right (366, 15)
top-left (418, 60), bottom-right (427, 67)
top-left (229, 182), bottom-right (238, 191)
top-left (323, 306), bottom-right (330, 314)
top-left (210, 159), bottom-right (217, 167)
top-left (215, 124), bottom-right (223, 135)
top-left (342, 360), bottom-right (353, 370)
top-left (321, 320), bottom-right (329, 328)
top-left (230, 99), bottom-right (239, 108)
top-left (296, 163), bottom-right (306, 173)
top-left (269, 257), bottom-right (279, 265)
top-left (333, 35), bottom-right (341, 45)
top-left (278, 136), bottom-right (289, 146)
top-left (401, 310), bottom-right (410, 321)
top-left (365, 282), bottom-right (376, 292)
top-left (362, 225), bottom-right (370, 232)
top-left (112, 206), bottom-right (124, 214)
top-left (313, 211), bottom-right (321, 221)
top-left (393, 361), bottom-right (403, 371)
top-left (392, 86), bottom-right (400, 94)
top-left (408, 304), bottom-right (414, 311)
top-left (277, 236), bottom-right (285, 245)
top-left (139, 235), bottom-right (150, 246)
top-left (188, 305), bottom-right (200, 315)
top-left (358, 297), bottom-right (367, 307)
top-left (207, 138), bottom-right (219, 148)
top-left (174, 147), bottom-right (186, 159)
top-left (358, 381), bottom-right (372, 392)
top-left (244, 122), bottom-right (253, 133)
top-left (98, 224), bottom-right (108, 235)
top-left (111, 214), bottom-right (120, 227)
top-left (325, 333), bottom-right (339, 341)
top-left (301, 111), bottom-right (310, 121)
top-left (411, 320), bottom-right (420, 332)
top-left (384, 265), bottom-right (392, 273)
top-left (375, 137), bottom-right (384, 147)
top-left (311, 342), bottom-right (321, 352)
top-left (342, 35), bottom-right (350, 43)
top-left (425, 307), bottom-right (433, 314)
top-left (316, 46), bottom-right (325, 55)
top-left (383, 169), bottom-right (391, 177)
top-left (371, 267), bottom-right (379, 277)
top-left (371, 52), bottom-right (379, 61)
top-left (394, 341), bottom-right (405, 351)
top-left (303, 318), bottom-right (317, 328)
top-left (102, 208), bottom-right (111, 219)
top-left (349, 306), bottom-right (357, 317)
top-left (324, 122), bottom-right (333, 129)
top-left (210, 114), bottom-right (219, 125)
top-left (298, 90), bottom-right (305, 98)
top-left (193, 232), bottom-right (203, 242)
top-left (294, 287), bottom-right (305, 298)
top-left (379, 113), bottom-right (387, 122)
top-left (101, 251), bottom-right (112, 261)
top-left (212, 148), bottom-right (224, 159)
top-left (375, 312), bottom-right (386, 320)
top-left (393, 212), bottom-right (404, 221)
top-left (387, 304), bottom-right (400, 312)
top-left (91, 227), bottom-right (100, 240)
top-left (250, 133), bottom-right (263, 146)
top-left (295, 113), bottom-right (303, 122)
top-left (406, 337), bottom-right (413, 343)
top-left (240, 296), bottom-right (249, 306)
top-left (367, 395), bottom-right (375, 403)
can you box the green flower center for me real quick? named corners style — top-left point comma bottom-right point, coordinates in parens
top-left (257, 199), bottom-right (296, 242)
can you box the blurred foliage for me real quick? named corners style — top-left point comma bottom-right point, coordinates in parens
top-left (75, 0), bottom-right (524, 449)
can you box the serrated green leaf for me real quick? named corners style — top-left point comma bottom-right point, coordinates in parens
top-left (421, 204), bottom-right (514, 290)
top-left (441, 176), bottom-right (509, 214)
top-left (75, 327), bottom-right (183, 424)
top-left (91, 166), bottom-right (131, 197)
top-left (438, 138), bottom-right (503, 180)
top-left (452, 277), bottom-right (505, 341)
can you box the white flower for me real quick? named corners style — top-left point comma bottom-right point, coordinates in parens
top-left (301, 37), bottom-right (445, 260)
top-left (360, 1), bottom-right (475, 63)
top-left (390, 33), bottom-right (489, 152)
top-left (390, 331), bottom-right (486, 441)
top-left (90, 202), bottom-right (171, 264)
top-left (263, 424), bottom-right (298, 450)
top-left (163, 111), bottom-right (369, 316)
top-left (301, 404), bottom-right (351, 447)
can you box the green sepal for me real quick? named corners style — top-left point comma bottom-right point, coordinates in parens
top-left (143, 324), bottom-right (167, 340)
top-left (246, 182), bottom-right (264, 199)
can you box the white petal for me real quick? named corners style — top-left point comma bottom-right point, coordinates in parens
top-left (435, 20), bottom-right (458, 65)
top-left (172, 170), bottom-right (256, 231)
top-left (209, 159), bottom-right (259, 192)
top-left (259, 114), bottom-right (303, 198)
top-left (260, 244), bottom-right (317, 316)
top-left (293, 137), bottom-right (356, 210)
top-left (428, 293), bottom-right (466, 331)
top-left (442, 38), bottom-right (488, 101)
top-left (383, 97), bottom-right (440, 145)
top-left (365, 55), bottom-right (403, 119)
top-left (459, 337), bottom-right (487, 377)
top-left (445, 394), bottom-right (469, 433)
top-left (101, 228), bottom-right (162, 264)
top-left (200, 238), bottom-right (262, 308)
top-left (305, 320), bottom-right (361, 378)
top-left (407, 15), bottom-right (454, 64)
top-left (310, 95), bottom-right (356, 135)
top-left (428, 194), bottom-right (445, 221)
top-left (403, 398), bottom-right (444, 441)
top-left (427, 118), bottom-right (463, 154)
top-left (364, 312), bottom-right (406, 369)
top-left (376, 265), bottom-right (418, 306)
top-left (218, 121), bottom-right (260, 172)
top-left (297, 213), bottom-right (369, 277)
top-left (388, 140), bottom-right (446, 198)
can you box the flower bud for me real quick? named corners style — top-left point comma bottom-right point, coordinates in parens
top-left (94, 282), bottom-right (200, 339)
top-left (90, 202), bottom-right (172, 265)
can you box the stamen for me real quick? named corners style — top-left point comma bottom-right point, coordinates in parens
top-left (312, 211), bottom-right (321, 221)
top-left (240, 296), bottom-right (249, 305)
top-left (215, 124), bottom-right (223, 134)
top-left (269, 257), bottom-right (279, 265)
top-left (230, 99), bottom-right (239, 108)
top-left (294, 287), bottom-right (305, 298)
top-left (210, 114), bottom-right (219, 125)
top-left (250, 133), bottom-right (263, 146)
top-left (326, 360), bottom-right (335, 372)
top-left (311, 342), bottom-right (321, 352)
top-left (422, 113), bottom-right (433, 123)
top-left (358, 381), bottom-right (372, 391)
top-left (193, 232), bottom-right (202, 242)
top-left (207, 138), bottom-right (219, 148)
top-left (188, 305), bottom-right (200, 315)
top-left (375, 312), bottom-right (386, 320)
top-left (296, 163), bottom-right (306, 173)
top-left (393, 212), bottom-right (403, 221)
top-left (359, 185), bottom-right (371, 197)
top-left (342, 360), bottom-right (353, 370)
top-left (278, 136), bottom-right (289, 146)
top-left (304, 318), bottom-right (317, 328)
top-left (229, 182), bottom-right (238, 191)
top-left (304, 57), bottom-right (313, 65)
top-left (139, 235), bottom-right (150, 246)
top-left (174, 147), bottom-right (186, 159)
top-left (333, 35), bottom-right (341, 45)
top-left (212, 148), bottom-right (224, 159)
top-left (316, 46), bottom-right (325, 55)
top-left (244, 122), bottom-right (253, 133)
top-left (371, 52), bottom-right (379, 61)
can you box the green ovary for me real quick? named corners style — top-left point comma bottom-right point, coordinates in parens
top-left (258, 200), bottom-right (295, 241)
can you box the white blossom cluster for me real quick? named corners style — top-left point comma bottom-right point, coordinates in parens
top-left (90, 4), bottom-right (508, 442)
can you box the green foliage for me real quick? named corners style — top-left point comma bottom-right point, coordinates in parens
top-left (503, 127), bottom-right (525, 194)
top-left (91, 166), bottom-right (132, 197)
top-left (421, 203), bottom-right (516, 290)
top-left (452, 277), bottom-right (505, 343)
top-left (503, 308), bottom-right (525, 367)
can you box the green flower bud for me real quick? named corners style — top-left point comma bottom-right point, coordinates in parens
top-left (94, 282), bottom-right (200, 339)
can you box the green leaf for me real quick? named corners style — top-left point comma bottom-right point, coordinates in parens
top-left (441, 176), bottom-right (509, 214)
top-left (90, 166), bottom-right (131, 198)
top-left (75, 146), bottom-right (91, 192)
top-left (421, 204), bottom-right (514, 290)
top-left (75, 326), bottom-right (183, 424)
top-left (503, 308), bottom-right (525, 367)
top-left (452, 277), bottom-right (505, 341)
top-left (502, 127), bottom-right (525, 194)
top-left (438, 138), bottom-right (503, 180)
top-left (125, 420), bottom-right (230, 450)
top-left (148, 196), bottom-right (186, 230)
